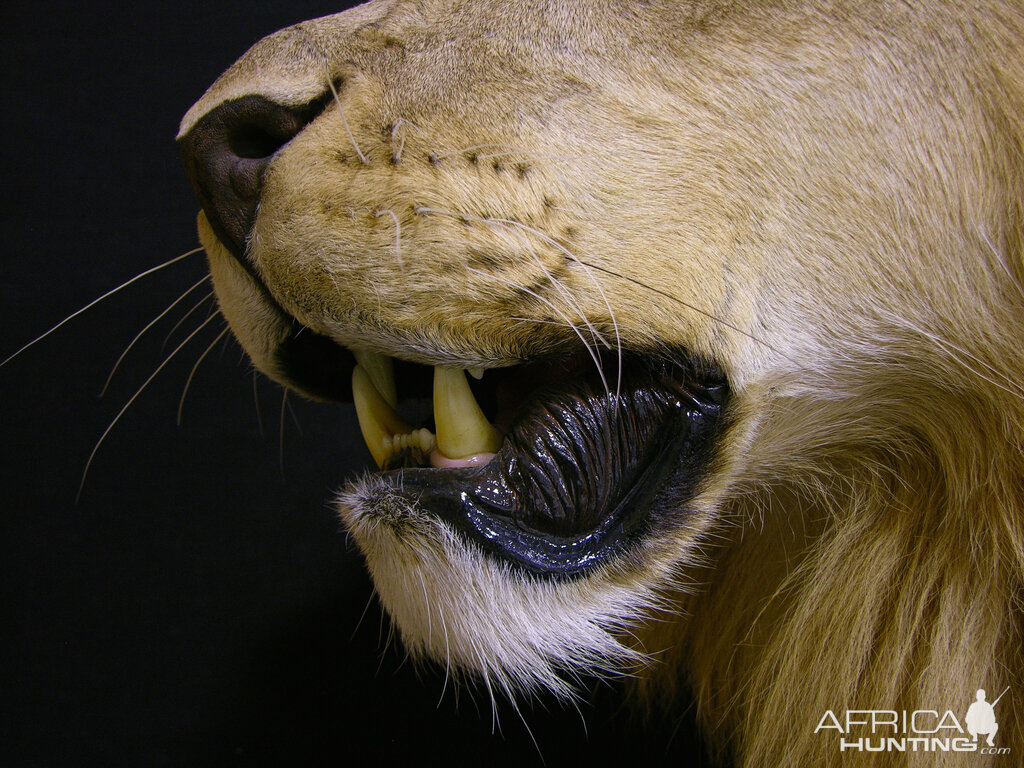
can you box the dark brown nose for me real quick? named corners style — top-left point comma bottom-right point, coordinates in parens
top-left (179, 94), bottom-right (325, 258)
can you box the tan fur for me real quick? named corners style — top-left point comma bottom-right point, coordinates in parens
top-left (183, 1), bottom-right (1024, 764)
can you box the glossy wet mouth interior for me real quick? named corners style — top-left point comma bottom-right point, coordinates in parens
top-left (280, 329), bottom-right (728, 577)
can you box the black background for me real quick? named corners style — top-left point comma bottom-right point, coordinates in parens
top-left (1, 2), bottom-right (706, 765)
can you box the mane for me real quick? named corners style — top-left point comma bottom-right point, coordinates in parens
top-left (638, 305), bottom-right (1024, 764)
top-left (639, 15), bottom-right (1024, 758)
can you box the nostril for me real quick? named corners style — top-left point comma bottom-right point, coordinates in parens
top-left (180, 94), bottom-right (327, 259)
top-left (228, 123), bottom-right (291, 159)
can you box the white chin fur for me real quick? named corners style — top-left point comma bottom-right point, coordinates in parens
top-left (337, 474), bottom-right (678, 700)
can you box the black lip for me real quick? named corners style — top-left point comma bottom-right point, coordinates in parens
top-left (370, 355), bottom-right (727, 577)
top-left (265, 305), bottom-right (728, 578)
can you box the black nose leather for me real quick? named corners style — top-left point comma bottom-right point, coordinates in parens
top-left (180, 94), bottom-right (323, 258)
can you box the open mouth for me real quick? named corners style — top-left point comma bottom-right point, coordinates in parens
top-left (179, 92), bottom-right (729, 577)
top-left (276, 323), bottom-right (728, 577)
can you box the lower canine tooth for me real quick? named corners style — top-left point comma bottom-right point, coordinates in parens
top-left (353, 365), bottom-right (410, 469)
top-left (433, 367), bottom-right (502, 459)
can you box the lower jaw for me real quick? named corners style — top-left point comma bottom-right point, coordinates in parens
top-left (343, 354), bottom-right (727, 577)
top-left (337, 478), bottom-right (668, 699)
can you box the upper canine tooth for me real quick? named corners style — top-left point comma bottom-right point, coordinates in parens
top-left (433, 367), bottom-right (502, 459)
top-left (353, 364), bottom-right (410, 469)
top-left (353, 350), bottom-right (397, 406)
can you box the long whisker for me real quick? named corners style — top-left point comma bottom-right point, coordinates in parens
top-left (467, 266), bottom-right (611, 399)
top-left (416, 206), bottom-right (610, 348)
top-left (578, 258), bottom-right (790, 360)
top-left (510, 316), bottom-right (577, 327)
top-left (494, 217), bottom-right (624, 407)
top-left (436, 597), bottom-right (452, 709)
top-left (507, 316), bottom-right (598, 340)
top-left (100, 275), bottom-right (210, 397)
top-left (77, 311), bottom-right (220, 502)
top-left (879, 309), bottom-right (1024, 402)
top-left (161, 291), bottom-right (216, 355)
top-left (418, 206), bottom-right (615, 399)
top-left (390, 118), bottom-right (424, 162)
top-left (284, 391), bottom-right (303, 434)
top-left (417, 570), bottom-right (432, 648)
top-left (979, 227), bottom-right (1024, 303)
top-left (504, 688), bottom-right (543, 763)
top-left (488, 220), bottom-right (611, 350)
top-left (2, 247), bottom-right (203, 368)
top-left (393, 125), bottom-right (406, 163)
top-left (328, 75), bottom-right (369, 164)
top-left (279, 388), bottom-right (289, 477)
top-left (177, 325), bottom-right (230, 425)
top-left (252, 370), bottom-right (264, 437)
top-left (274, 389), bottom-right (305, 475)
top-left (350, 588), bottom-right (378, 642)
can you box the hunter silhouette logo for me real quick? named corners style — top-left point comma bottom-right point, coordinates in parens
top-left (966, 687), bottom-right (1009, 748)
top-left (814, 687), bottom-right (1012, 755)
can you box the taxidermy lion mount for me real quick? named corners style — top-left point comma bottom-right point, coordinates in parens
top-left (178, 1), bottom-right (1024, 765)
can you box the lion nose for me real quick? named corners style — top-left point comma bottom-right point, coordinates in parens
top-left (179, 94), bottom-right (321, 258)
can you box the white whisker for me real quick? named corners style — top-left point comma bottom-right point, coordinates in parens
top-left (418, 206), bottom-right (613, 398)
top-left (100, 275), bottom-right (210, 397)
top-left (350, 589), bottom-right (378, 642)
top-left (495, 218), bottom-right (624, 407)
top-left (417, 570), bottom-right (432, 647)
top-left (162, 291), bottom-right (216, 355)
top-left (506, 693), bottom-right (543, 763)
top-left (393, 126), bottom-right (406, 162)
top-left (488, 219), bottom-right (611, 350)
top-left (415, 208), bottom-right (607, 348)
top-left (881, 310), bottom-right (1024, 401)
top-left (285, 391), bottom-right (303, 434)
top-left (2, 247), bottom-right (202, 369)
top-left (328, 75), bottom-right (369, 164)
top-left (177, 325), bottom-right (229, 425)
top-left (252, 370), bottom-right (264, 437)
top-left (279, 388), bottom-right (289, 476)
top-left (390, 118), bottom-right (424, 162)
top-left (979, 226), bottom-right (1024, 303)
top-left (77, 311), bottom-right (219, 502)
top-left (579, 257), bottom-right (789, 360)
top-left (509, 316), bottom-right (574, 327)
top-left (436, 599), bottom-right (452, 708)
top-left (218, 329), bottom-right (232, 359)
top-left (467, 266), bottom-right (611, 399)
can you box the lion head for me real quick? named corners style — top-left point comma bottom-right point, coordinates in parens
top-left (179, 1), bottom-right (1024, 764)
